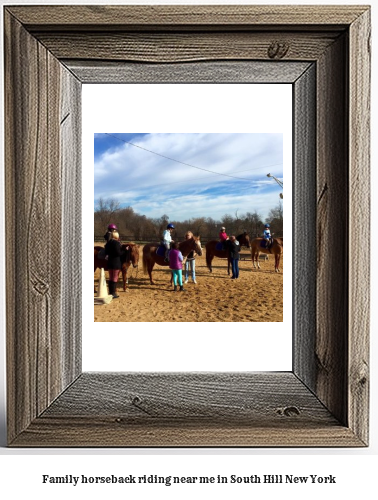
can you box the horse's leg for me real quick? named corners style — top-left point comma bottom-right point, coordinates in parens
top-left (206, 252), bottom-right (213, 273)
top-left (252, 251), bottom-right (260, 269)
top-left (148, 261), bottom-right (155, 285)
top-left (275, 254), bottom-right (281, 273)
top-left (122, 264), bottom-right (127, 291)
top-left (227, 257), bottom-right (230, 275)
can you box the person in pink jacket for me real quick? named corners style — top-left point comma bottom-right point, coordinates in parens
top-left (219, 226), bottom-right (229, 250)
top-left (169, 242), bottom-right (186, 292)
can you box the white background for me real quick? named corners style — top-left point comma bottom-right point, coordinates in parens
top-left (0, 0), bottom-right (377, 498)
top-left (83, 83), bottom-right (292, 372)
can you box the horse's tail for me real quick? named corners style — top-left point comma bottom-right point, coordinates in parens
top-left (273, 238), bottom-right (283, 251)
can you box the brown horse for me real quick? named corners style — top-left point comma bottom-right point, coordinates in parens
top-left (251, 237), bottom-right (283, 272)
top-left (237, 232), bottom-right (251, 249)
top-left (142, 236), bottom-right (202, 285)
top-left (94, 242), bottom-right (140, 292)
top-left (205, 233), bottom-right (250, 274)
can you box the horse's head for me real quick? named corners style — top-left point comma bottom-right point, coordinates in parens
top-left (122, 243), bottom-right (139, 268)
top-left (130, 244), bottom-right (140, 268)
top-left (193, 236), bottom-right (202, 256)
top-left (179, 236), bottom-right (202, 257)
top-left (237, 232), bottom-right (250, 248)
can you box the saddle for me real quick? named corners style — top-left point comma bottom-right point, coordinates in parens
top-left (215, 242), bottom-right (224, 251)
top-left (260, 238), bottom-right (273, 250)
top-left (156, 244), bottom-right (166, 257)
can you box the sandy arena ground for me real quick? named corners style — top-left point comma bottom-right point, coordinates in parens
top-left (94, 244), bottom-right (283, 322)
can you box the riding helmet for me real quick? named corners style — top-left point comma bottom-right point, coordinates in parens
top-left (108, 223), bottom-right (118, 230)
top-left (167, 223), bottom-right (175, 229)
top-left (265, 224), bottom-right (270, 228)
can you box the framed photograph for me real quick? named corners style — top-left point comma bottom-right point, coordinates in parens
top-left (4, 5), bottom-right (370, 447)
top-left (87, 87), bottom-right (292, 371)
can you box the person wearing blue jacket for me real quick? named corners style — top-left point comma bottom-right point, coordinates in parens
top-left (263, 223), bottom-right (272, 249)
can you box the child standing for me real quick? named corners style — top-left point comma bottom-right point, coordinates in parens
top-left (169, 241), bottom-right (186, 292)
top-left (184, 231), bottom-right (197, 284)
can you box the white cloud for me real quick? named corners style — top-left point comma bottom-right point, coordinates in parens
top-left (94, 133), bottom-right (283, 220)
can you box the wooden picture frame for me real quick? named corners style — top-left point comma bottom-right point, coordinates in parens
top-left (4, 5), bottom-right (370, 447)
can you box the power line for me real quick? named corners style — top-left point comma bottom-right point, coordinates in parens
top-left (104, 132), bottom-right (279, 183)
top-left (95, 164), bottom-right (283, 196)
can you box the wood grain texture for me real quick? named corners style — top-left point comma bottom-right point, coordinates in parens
top-left (293, 64), bottom-right (317, 389)
top-left (316, 34), bottom-right (349, 425)
top-left (36, 32), bottom-right (339, 63)
top-left (41, 373), bottom-right (333, 421)
top-left (4, 5), bottom-right (370, 447)
top-left (348, 9), bottom-right (371, 445)
top-left (11, 373), bottom-right (364, 447)
top-left (11, 419), bottom-right (364, 448)
top-left (4, 11), bottom-right (81, 444)
top-left (6, 5), bottom-right (368, 29)
top-left (65, 60), bottom-right (312, 84)
top-left (60, 66), bottom-right (82, 388)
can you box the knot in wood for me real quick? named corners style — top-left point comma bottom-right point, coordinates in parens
top-left (268, 41), bottom-right (289, 59)
top-left (132, 396), bottom-right (142, 406)
top-left (359, 376), bottom-right (367, 387)
top-left (277, 406), bottom-right (300, 417)
top-left (131, 395), bottom-right (152, 415)
top-left (32, 279), bottom-right (49, 296)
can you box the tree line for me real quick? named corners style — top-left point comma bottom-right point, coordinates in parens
top-left (94, 198), bottom-right (283, 242)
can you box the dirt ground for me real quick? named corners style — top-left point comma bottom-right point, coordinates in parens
top-left (94, 243), bottom-right (283, 322)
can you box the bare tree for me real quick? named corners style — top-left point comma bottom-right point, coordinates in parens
top-left (95, 198), bottom-right (121, 227)
top-left (266, 201), bottom-right (283, 236)
top-left (94, 198), bottom-right (121, 236)
top-left (243, 211), bottom-right (264, 238)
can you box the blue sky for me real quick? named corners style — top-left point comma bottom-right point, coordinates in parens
top-left (94, 132), bottom-right (284, 221)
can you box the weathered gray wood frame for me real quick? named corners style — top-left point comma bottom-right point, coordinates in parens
top-left (4, 5), bottom-right (370, 447)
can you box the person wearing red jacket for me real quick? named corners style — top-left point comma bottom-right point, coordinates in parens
top-left (219, 226), bottom-right (229, 250)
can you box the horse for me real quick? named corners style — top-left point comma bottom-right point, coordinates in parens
top-left (142, 236), bottom-right (202, 285)
top-left (94, 242), bottom-right (140, 292)
top-left (237, 232), bottom-right (251, 249)
top-left (250, 237), bottom-right (283, 272)
top-left (205, 233), bottom-right (250, 274)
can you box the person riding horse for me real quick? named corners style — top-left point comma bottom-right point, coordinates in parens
top-left (219, 226), bottom-right (229, 250)
top-left (162, 223), bottom-right (175, 261)
top-left (263, 223), bottom-right (272, 249)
